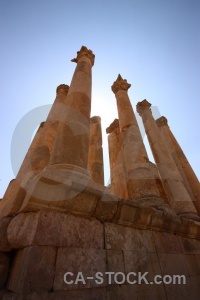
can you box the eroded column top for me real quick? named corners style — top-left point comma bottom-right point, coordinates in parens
top-left (156, 116), bottom-right (168, 127)
top-left (111, 74), bottom-right (131, 94)
top-left (136, 99), bottom-right (151, 114)
top-left (71, 46), bottom-right (95, 66)
top-left (56, 84), bottom-right (69, 96)
top-left (90, 116), bottom-right (101, 123)
top-left (106, 119), bottom-right (120, 134)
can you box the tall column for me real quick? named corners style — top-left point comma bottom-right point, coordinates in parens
top-left (106, 119), bottom-right (128, 198)
top-left (111, 75), bottom-right (167, 203)
top-left (0, 84), bottom-right (69, 217)
top-left (156, 116), bottom-right (200, 215)
top-left (136, 100), bottom-right (199, 220)
top-left (87, 116), bottom-right (104, 185)
top-left (50, 46), bottom-right (95, 173)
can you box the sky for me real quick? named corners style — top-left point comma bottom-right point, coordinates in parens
top-left (0, 0), bottom-right (200, 197)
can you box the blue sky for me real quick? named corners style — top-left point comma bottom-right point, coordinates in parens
top-left (1, 0), bottom-right (200, 197)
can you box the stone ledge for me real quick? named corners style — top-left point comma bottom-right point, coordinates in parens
top-left (2, 175), bottom-right (200, 241)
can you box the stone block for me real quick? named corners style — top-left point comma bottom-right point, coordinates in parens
top-left (2, 288), bottom-right (107, 300)
top-left (7, 245), bottom-right (57, 293)
top-left (93, 193), bottom-right (119, 222)
top-left (106, 283), bottom-right (167, 300)
top-left (123, 251), bottom-right (162, 282)
top-left (7, 210), bottom-right (103, 249)
top-left (185, 254), bottom-right (200, 276)
top-left (0, 217), bottom-right (12, 251)
top-left (105, 222), bottom-right (156, 252)
top-left (179, 236), bottom-right (200, 254)
top-left (153, 231), bottom-right (182, 253)
top-left (19, 168), bottom-right (101, 217)
top-left (164, 276), bottom-right (200, 300)
top-left (106, 250), bottom-right (125, 284)
top-left (0, 252), bottom-right (10, 289)
top-left (157, 253), bottom-right (190, 276)
top-left (54, 247), bottom-right (106, 290)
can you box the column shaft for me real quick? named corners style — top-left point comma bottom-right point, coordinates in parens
top-left (87, 116), bottom-right (104, 185)
top-left (112, 75), bottom-right (167, 202)
top-left (156, 116), bottom-right (200, 215)
top-left (50, 46), bottom-right (95, 171)
top-left (107, 119), bottom-right (128, 198)
top-left (137, 100), bottom-right (198, 219)
top-left (0, 85), bottom-right (69, 217)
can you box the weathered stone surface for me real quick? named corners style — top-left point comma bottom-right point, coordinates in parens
top-left (54, 247), bottom-right (106, 290)
top-left (105, 222), bottom-right (156, 252)
top-left (185, 254), bottom-right (200, 276)
top-left (0, 252), bottom-right (10, 289)
top-left (0, 217), bottom-right (12, 251)
top-left (158, 253), bottom-right (190, 276)
top-left (2, 288), bottom-right (107, 300)
top-left (136, 99), bottom-right (197, 217)
top-left (93, 193), bottom-right (119, 222)
top-left (106, 283), bottom-right (167, 300)
top-left (19, 166), bottom-right (101, 216)
top-left (123, 251), bottom-right (162, 281)
top-left (7, 245), bottom-right (57, 293)
top-left (153, 231), bottom-right (182, 253)
top-left (164, 276), bottom-right (200, 300)
top-left (7, 210), bottom-right (103, 249)
top-left (106, 250), bottom-right (125, 284)
top-left (179, 236), bottom-right (200, 254)
top-left (88, 116), bottom-right (104, 185)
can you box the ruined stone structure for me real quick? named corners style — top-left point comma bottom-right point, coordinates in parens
top-left (0, 46), bottom-right (200, 299)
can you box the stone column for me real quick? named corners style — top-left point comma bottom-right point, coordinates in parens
top-left (50, 46), bottom-right (95, 173)
top-left (106, 119), bottom-right (128, 198)
top-left (87, 116), bottom-right (104, 185)
top-left (137, 100), bottom-right (199, 220)
top-left (111, 75), bottom-right (167, 203)
top-left (156, 116), bottom-right (200, 215)
top-left (0, 85), bottom-right (69, 217)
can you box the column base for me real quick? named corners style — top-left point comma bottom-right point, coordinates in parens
top-left (18, 164), bottom-right (104, 216)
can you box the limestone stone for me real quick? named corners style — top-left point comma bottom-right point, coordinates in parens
top-left (123, 251), bottom-right (162, 281)
top-left (156, 116), bottom-right (200, 215)
top-left (88, 116), bottom-right (104, 185)
top-left (7, 210), bottom-right (103, 249)
top-left (164, 277), bottom-right (200, 300)
top-left (106, 119), bottom-right (128, 198)
top-left (179, 236), bottom-right (200, 254)
top-left (153, 231), bottom-right (182, 253)
top-left (158, 253), bottom-right (190, 276)
top-left (106, 250), bottom-right (125, 284)
top-left (93, 193), bottom-right (119, 222)
top-left (18, 167), bottom-right (101, 216)
top-left (106, 284), bottom-right (167, 300)
top-left (185, 254), bottom-right (200, 276)
top-left (0, 217), bottom-right (12, 251)
top-left (50, 46), bottom-right (94, 170)
top-left (137, 99), bottom-right (198, 218)
top-left (54, 247), bottom-right (106, 290)
top-left (0, 252), bottom-right (10, 289)
top-left (111, 75), bottom-right (168, 203)
top-left (2, 288), bottom-right (107, 300)
top-left (105, 222), bottom-right (156, 252)
top-left (7, 245), bottom-right (57, 293)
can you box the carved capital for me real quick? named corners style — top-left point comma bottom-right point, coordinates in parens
top-left (136, 99), bottom-right (151, 114)
top-left (156, 116), bottom-right (168, 127)
top-left (90, 116), bottom-right (101, 124)
top-left (56, 84), bottom-right (69, 96)
top-left (111, 74), bottom-right (131, 94)
top-left (71, 46), bottom-right (95, 66)
top-left (106, 119), bottom-right (119, 134)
